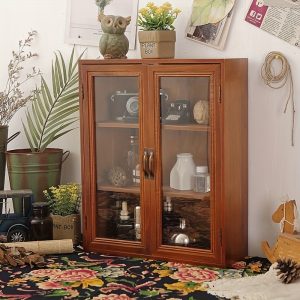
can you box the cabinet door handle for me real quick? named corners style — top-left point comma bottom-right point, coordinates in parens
top-left (143, 150), bottom-right (150, 178)
top-left (148, 150), bottom-right (154, 178)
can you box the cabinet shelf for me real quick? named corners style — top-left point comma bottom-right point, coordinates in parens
top-left (97, 184), bottom-right (140, 194)
top-left (96, 121), bottom-right (138, 129)
top-left (97, 184), bottom-right (208, 200)
top-left (163, 187), bottom-right (209, 200)
top-left (162, 124), bottom-right (210, 132)
top-left (96, 122), bottom-right (209, 131)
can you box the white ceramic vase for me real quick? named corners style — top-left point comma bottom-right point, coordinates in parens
top-left (170, 153), bottom-right (195, 190)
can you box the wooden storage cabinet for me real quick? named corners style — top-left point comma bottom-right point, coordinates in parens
top-left (79, 59), bottom-right (248, 267)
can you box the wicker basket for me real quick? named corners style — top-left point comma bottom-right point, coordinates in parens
top-left (262, 233), bottom-right (300, 263)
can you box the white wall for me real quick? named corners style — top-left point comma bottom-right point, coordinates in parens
top-left (1, 0), bottom-right (299, 257)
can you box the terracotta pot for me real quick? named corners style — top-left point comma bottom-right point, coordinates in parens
top-left (138, 30), bottom-right (176, 58)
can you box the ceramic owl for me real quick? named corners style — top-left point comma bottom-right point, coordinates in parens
top-left (98, 13), bottom-right (131, 59)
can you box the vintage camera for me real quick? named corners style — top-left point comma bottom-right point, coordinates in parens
top-left (162, 100), bottom-right (191, 124)
top-left (110, 90), bottom-right (139, 122)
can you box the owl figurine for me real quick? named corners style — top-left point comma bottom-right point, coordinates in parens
top-left (98, 13), bottom-right (131, 59)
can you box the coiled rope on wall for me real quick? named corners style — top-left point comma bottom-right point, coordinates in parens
top-left (261, 51), bottom-right (295, 146)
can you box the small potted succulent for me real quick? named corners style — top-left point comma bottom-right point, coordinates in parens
top-left (44, 183), bottom-right (81, 244)
top-left (137, 2), bottom-right (181, 58)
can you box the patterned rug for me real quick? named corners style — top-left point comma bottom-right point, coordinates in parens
top-left (0, 247), bottom-right (271, 299)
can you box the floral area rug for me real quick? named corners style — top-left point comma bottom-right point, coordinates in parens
top-left (0, 247), bottom-right (271, 300)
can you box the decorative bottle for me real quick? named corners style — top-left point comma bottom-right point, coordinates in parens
top-left (193, 166), bottom-right (210, 193)
top-left (30, 202), bottom-right (53, 241)
top-left (134, 206), bottom-right (141, 240)
top-left (170, 153), bottom-right (195, 190)
top-left (127, 135), bottom-right (140, 185)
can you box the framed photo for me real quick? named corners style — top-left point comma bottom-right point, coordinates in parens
top-left (65, 0), bottom-right (139, 49)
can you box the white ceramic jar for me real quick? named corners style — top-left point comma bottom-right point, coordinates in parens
top-left (170, 153), bottom-right (196, 190)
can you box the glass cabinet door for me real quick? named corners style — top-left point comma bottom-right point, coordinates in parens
top-left (93, 75), bottom-right (141, 242)
top-left (159, 75), bottom-right (213, 251)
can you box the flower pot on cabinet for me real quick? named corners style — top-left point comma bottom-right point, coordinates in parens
top-left (138, 30), bottom-right (176, 58)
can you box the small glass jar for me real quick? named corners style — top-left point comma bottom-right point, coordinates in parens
top-left (30, 202), bottom-right (53, 241)
top-left (193, 166), bottom-right (210, 193)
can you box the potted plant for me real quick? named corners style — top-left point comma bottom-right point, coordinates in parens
top-left (137, 2), bottom-right (181, 58)
top-left (44, 183), bottom-right (81, 244)
top-left (0, 31), bottom-right (40, 190)
top-left (6, 47), bottom-right (84, 211)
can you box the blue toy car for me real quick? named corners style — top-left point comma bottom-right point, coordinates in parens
top-left (0, 189), bottom-right (33, 242)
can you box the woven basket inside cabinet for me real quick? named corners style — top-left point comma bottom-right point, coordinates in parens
top-left (271, 233), bottom-right (300, 263)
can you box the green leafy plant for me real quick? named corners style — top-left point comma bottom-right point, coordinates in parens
top-left (23, 47), bottom-right (84, 152)
top-left (44, 183), bottom-right (81, 216)
top-left (138, 2), bottom-right (181, 31)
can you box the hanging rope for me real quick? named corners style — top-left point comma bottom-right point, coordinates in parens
top-left (261, 51), bottom-right (295, 146)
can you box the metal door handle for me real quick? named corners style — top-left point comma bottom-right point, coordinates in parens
top-left (143, 150), bottom-right (150, 178)
top-left (143, 149), bottom-right (154, 179)
top-left (148, 150), bottom-right (154, 178)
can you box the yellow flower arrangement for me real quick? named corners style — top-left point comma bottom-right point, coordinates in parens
top-left (43, 183), bottom-right (81, 216)
top-left (138, 2), bottom-right (181, 31)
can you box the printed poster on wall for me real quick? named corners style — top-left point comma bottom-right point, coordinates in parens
top-left (245, 0), bottom-right (300, 48)
top-left (185, 0), bottom-right (236, 50)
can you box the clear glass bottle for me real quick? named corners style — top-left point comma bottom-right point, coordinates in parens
top-left (193, 166), bottom-right (210, 193)
top-left (134, 206), bottom-right (141, 240)
top-left (127, 135), bottom-right (140, 185)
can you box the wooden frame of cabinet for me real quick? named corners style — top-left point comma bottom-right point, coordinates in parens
top-left (79, 58), bottom-right (248, 267)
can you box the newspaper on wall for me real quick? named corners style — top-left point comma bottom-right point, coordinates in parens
top-left (245, 0), bottom-right (300, 48)
top-left (185, 0), bottom-right (236, 50)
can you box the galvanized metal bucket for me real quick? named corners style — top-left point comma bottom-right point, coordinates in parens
top-left (6, 148), bottom-right (69, 213)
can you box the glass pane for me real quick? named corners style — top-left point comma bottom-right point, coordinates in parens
top-left (160, 76), bottom-right (211, 250)
top-left (94, 76), bottom-right (141, 242)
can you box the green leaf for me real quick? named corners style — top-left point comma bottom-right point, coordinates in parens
top-left (68, 46), bottom-right (75, 78)
top-left (22, 120), bottom-right (35, 152)
top-left (191, 0), bottom-right (234, 26)
top-left (55, 53), bottom-right (64, 89)
top-left (47, 107), bottom-right (79, 128)
top-left (51, 63), bottom-right (58, 99)
top-left (58, 51), bottom-right (67, 83)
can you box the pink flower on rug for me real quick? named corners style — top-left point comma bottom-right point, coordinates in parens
top-left (171, 267), bottom-right (219, 283)
top-left (232, 261), bottom-right (246, 269)
top-left (52, 269), bottom-right (98, 282)
top-left (92, 294), bottom-right (135, 300)
top-left (164, 262), bottom-right (187, 269)
top-left (37, 281), bottom-right (65, 290)
top-left (29, 269), bottom-right (62, 278)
